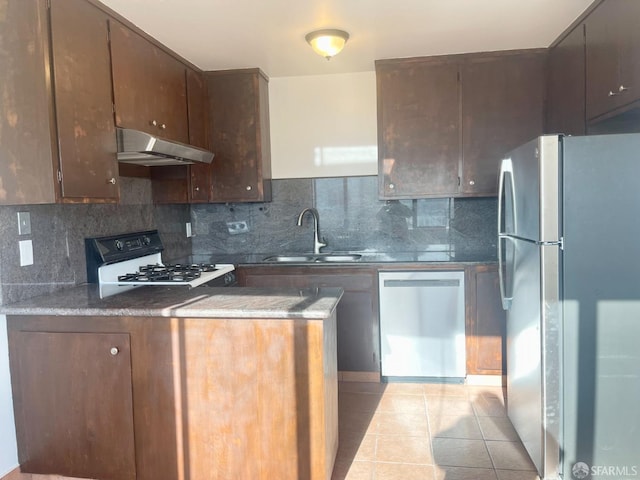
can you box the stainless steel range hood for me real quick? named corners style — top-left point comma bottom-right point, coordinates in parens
top-left (116, 128), bottom-right (214, 166)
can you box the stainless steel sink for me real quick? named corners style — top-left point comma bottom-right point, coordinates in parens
top-left (262, 254), bottom-right (362, 263)
top-left (263, 255), bottom-right (318, 262)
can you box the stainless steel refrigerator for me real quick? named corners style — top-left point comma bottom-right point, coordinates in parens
top-left (498, 133), bottom-right (640, 480)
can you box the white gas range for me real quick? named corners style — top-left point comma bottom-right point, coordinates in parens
top-left (85, 230), bottom-right (235, 298)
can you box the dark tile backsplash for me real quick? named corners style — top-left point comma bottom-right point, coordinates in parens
top-left (192, 176), bottom-right (497, 259)
top-left (0, 175), bottom-right (496, 305)
top-left (0, 177), bottom-right (191, 305)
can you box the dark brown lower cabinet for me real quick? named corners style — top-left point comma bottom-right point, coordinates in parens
top-left (465, 264), bottom-right (506, 375)
top-left (8, 330), bottom-right (136, 479)
top-left (237, 265), bottom-right (379, 373)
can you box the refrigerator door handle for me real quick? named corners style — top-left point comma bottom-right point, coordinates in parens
top-left (498, 158), bottom-right (516, 311)
top-left (498, 157), bottom-right (516, 236)
top-left (498, 234), bottom-right (513, 310)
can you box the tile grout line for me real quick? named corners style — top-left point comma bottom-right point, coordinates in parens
top-left (423, 390), bottom-right (439, 480)
top-left (473, 400), bottom-right (500, 474)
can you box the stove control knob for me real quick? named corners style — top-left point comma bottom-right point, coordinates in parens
top-left (142, 236), bottom-right (151, 246)
top-left (114, 240), bottom-right (124, 251)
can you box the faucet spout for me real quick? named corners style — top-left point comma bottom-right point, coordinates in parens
top-left (296, 208), bottom-right (327, 254)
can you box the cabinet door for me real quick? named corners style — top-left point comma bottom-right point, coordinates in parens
top-left (9, 331), bottom-right (136, 479)
top-left (207, 69), bottom-right (272, 202)
top-left (617, 0), bottom-right (640, 110)
top-left (377, 60), bottom-right (461, 199)
top-left (50, 0), bottom-right (119, 202)
top-left (461, 52), bottom-right (545, 195)
top-left (150, 165), bottom-right (189, 204)
top-left (188, 68), bottom-right (212, 202)
top-left (305, 274), bottom-right (378, 373)
top-left (466, 266), bottom-right (506, 375)
top-left (546, 25), bottom-right (586, 136)
top-left (0, 0), bottom-right (56, 205)
top-left (586, 0), bottom-right (640, 120)
top-left (110, 21), bottom-right (188, 143)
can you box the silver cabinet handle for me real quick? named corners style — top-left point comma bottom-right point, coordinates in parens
top-left (160, 123), bottom-right (166, 130)
top-left (246, 185), bottom-right (252, 191)
top-left (150, 119), bottom-right (158, 126)
top-left (110, 347), bottom-right (119, 356)
top-left (388, 183), bottom-right (395, 190)
top-left (469, 180), bottom-right (475, 186)
top-left (608, 85), bottom-right (628, 97)
top-left (194, 186), bottom-right (200, 191)
top-left (107, 178), bottom-right (116, 185)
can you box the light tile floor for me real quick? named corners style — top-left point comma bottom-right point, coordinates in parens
top-left (331, 382), bottom-right (541, 480)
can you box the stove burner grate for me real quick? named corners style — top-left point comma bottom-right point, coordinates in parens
top-left (118, 263), bottom-right (221, 284)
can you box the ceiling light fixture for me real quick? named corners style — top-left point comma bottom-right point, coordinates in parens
top-left (305, 29), bottom-right (350, 60)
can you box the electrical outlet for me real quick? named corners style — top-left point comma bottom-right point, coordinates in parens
top-left (226, 221), bottom-right (249, 235)
top-left (17, 212), bottom-right (31, 235)
top-left (186, 222), bottom-right (193, 238)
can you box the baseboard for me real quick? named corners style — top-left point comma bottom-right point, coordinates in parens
top-left (338, 371), bottom-right (381, 383)
top-left (465, 374), bottom-right (505, 386)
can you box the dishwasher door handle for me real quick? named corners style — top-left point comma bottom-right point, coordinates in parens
top-left (383, 279), bottom-right (460, 288)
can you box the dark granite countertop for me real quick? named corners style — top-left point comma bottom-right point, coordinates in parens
top-left (0, 284), bottom-right (343, 320)
top-left (174, 251), bottom-right (497, 266)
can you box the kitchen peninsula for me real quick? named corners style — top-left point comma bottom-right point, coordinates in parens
top-left (2, 285), bottom-right (342, 480)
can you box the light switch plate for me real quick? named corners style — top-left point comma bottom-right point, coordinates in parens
top-left (19, 240), bottom-right (33, 266)
top-left (17, 212), bottom-right (31, 235)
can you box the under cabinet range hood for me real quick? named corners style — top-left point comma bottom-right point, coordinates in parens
top-left (116, 128), bottom-right (214, 166)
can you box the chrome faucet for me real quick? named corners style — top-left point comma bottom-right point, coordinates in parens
top-left (297, 208), bottom-right (327, 254)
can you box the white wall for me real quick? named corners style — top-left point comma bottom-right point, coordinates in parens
top-left (269, 71), bottom-right (378, 179)
top-left (0, 315), bottom-right (18, 476)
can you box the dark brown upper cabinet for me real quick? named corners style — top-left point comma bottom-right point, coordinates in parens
top-left (376, 58), bottom-right (461, 199)
top-left (461, 51), bottom-right (546, 195)
top-left (546, 24), bottom-right (587, 136)
top-left (109, 20), bottom-right (189, 144)
top-left (205, 68), bottom-right (272, 203)
top-left (0, 0), bottom-right (57, 205)
top-left (50, 0), bottom-right (119, 202)
top-left (586, 0), bottom-right (640, 121)
top-left (0, 0), bottom-right (118, 205)
top-left (376, 49), bottom-right (545, 199)
top-left (187, 68), bottom-right (212, 203)
top-left (150, 69), bottom-right (210, 205)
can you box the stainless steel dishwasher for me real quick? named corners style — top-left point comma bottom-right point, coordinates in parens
top-left (378, 271), bottom-right (466, 380)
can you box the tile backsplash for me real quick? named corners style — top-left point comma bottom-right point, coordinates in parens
top-left (192, 176), bottom-right (497, 259)
top-left (0, 175), bottom-right (497, 305)
top-left (0, 177), bottom-right (191, 305)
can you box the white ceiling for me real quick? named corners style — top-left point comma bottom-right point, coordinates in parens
top-left (98, 0), bottom-right (594, 78)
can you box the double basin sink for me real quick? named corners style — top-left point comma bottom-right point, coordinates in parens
top-left (263, 254), bottom-right (362, 263)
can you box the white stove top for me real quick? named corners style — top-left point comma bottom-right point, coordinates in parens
top-left (97, 253), bottom-right (235, 298)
